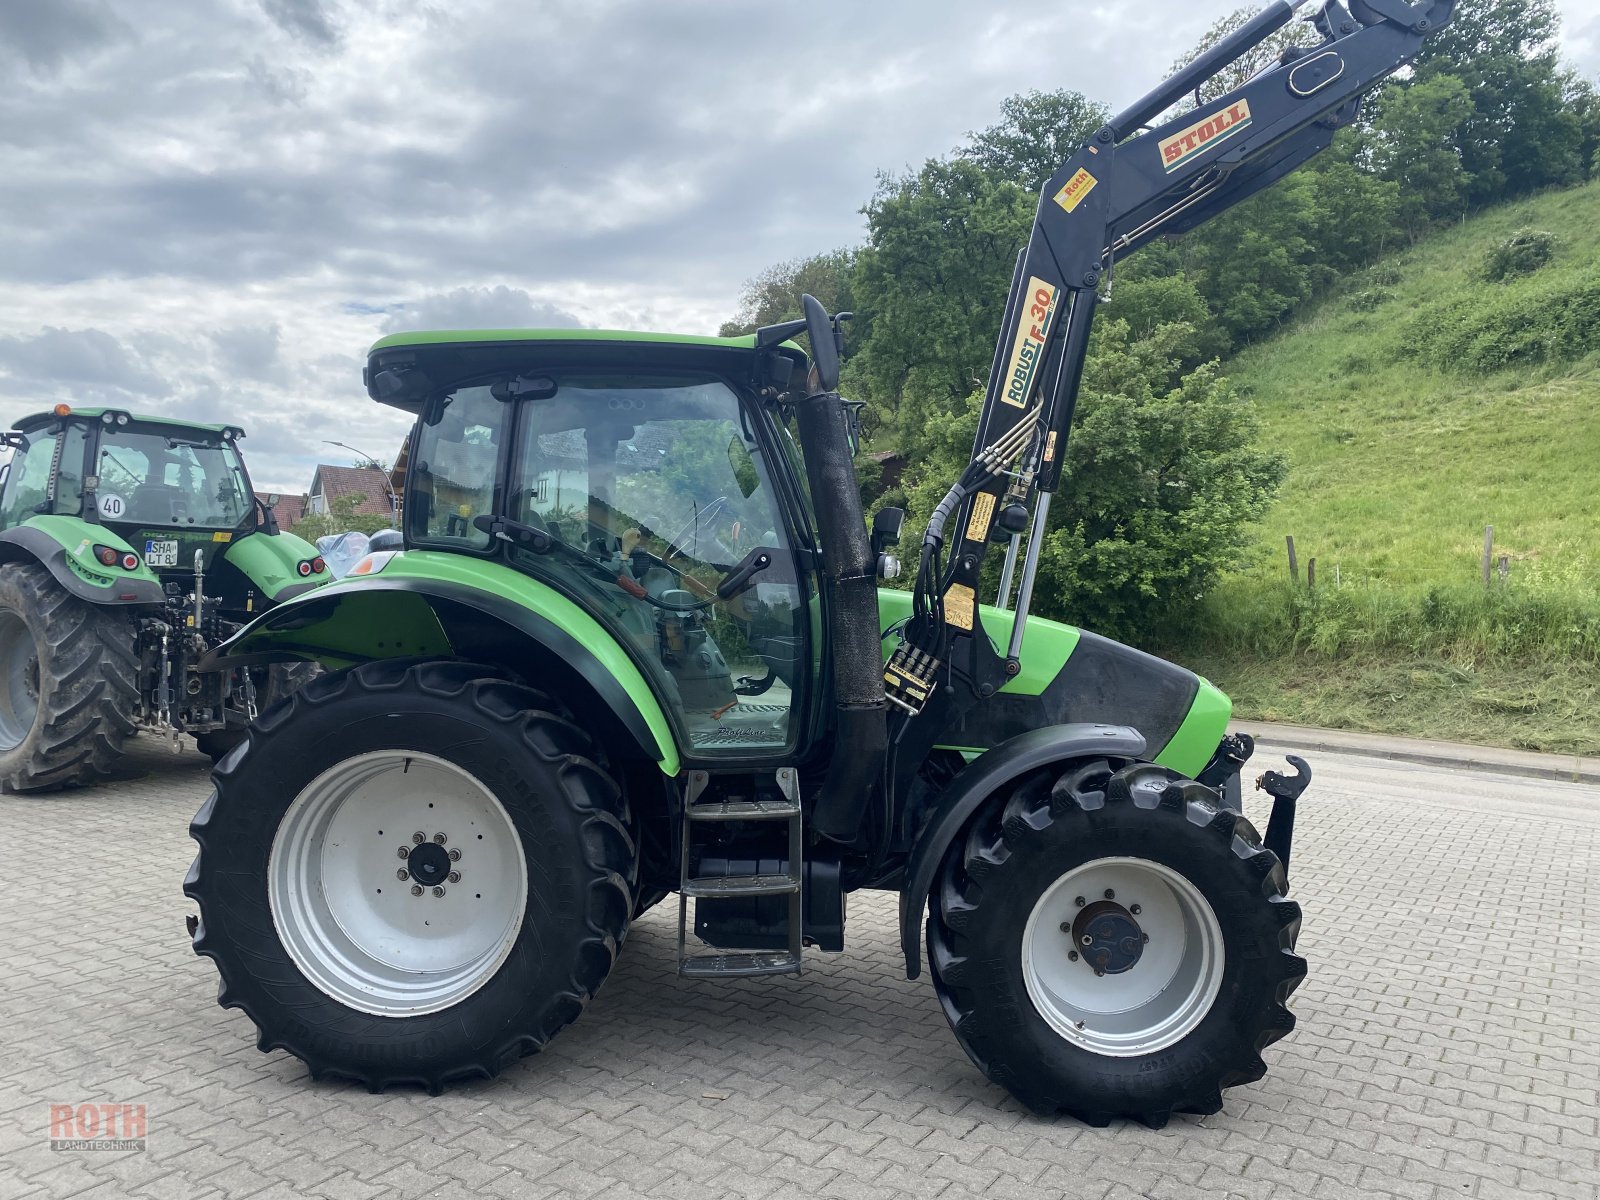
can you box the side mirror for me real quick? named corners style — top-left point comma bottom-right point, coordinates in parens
top-left (368, 528), bottom-right (403, 552)
top-left (265, 492), bottom-right (281, 507)
top-left (871, 507), bottom-right (905, 555)
top-left (801, 294), bottom-right (840, 394)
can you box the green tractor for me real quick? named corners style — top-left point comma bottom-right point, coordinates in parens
top-left (0, 405), bottom-right (330, 789)
top-left (184, 0), bottom-right (1452, 1122)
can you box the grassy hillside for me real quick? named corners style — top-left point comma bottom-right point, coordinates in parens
top-left (1231, 180), bottom-right (1600, 585)
top-left (1168, 181), bottom-right (1600, 752)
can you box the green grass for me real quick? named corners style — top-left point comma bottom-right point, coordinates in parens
top-left (1225, 180), bottom-right (1600, 586)
top-left (1163, 182), bottom-right (1600, 750)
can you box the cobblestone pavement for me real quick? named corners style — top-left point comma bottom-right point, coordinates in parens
top-left (1, 735), bottom-right (1596, 1200)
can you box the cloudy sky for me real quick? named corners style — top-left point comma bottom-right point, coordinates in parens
top-left (3, 0), bottom-right (1599, 492)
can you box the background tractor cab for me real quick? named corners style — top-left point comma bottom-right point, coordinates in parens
top-left (0, 405), bottom-right (329, 789)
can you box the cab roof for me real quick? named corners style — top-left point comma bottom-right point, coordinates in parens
top-left (7, 407), bottom-right (240, 437)
top-left (366, 327), bottom-right (808, 411)
top-left (368, 328), bottom-right (768, 353)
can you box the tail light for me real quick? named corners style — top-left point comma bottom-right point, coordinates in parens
top-left (297, 560), bottom-right (313, 577)
top-left (93, 545), bottom-right (119, 567)
top-left (311, 556), bottom-right (326, 574)
top-left (120, 553), bottom-right (139, 571)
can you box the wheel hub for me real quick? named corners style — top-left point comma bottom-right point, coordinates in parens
top-left (405, 841), bottom-right (452, 887)
top-left (1072, 900), bottom-right (1145, 974)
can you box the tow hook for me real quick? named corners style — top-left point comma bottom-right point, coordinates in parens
top-left (1257, 755), bottom-right (1311, 877)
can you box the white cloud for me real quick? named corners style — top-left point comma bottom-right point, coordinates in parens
top-left (6, 0), bottom-right (1576, 492)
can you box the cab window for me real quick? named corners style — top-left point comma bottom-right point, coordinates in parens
top-left (510, 372), bottom-right (806, 754)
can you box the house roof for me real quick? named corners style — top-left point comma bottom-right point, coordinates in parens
top-left (256, 491), bottom-right (306, 526)
top-left (310, 464), bottom-right (396, 517)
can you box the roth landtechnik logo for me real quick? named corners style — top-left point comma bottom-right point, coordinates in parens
top-left (48, 1103), bottom-right (147, 1152)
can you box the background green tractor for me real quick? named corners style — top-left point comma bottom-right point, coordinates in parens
top-left (183, 0), bottom-right (1454, 1123)
top-left (0, 405), bottom-right (331, 790)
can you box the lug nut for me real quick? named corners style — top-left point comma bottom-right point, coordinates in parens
top-left (448, 871), bottom-right (461, 884)
top-left (1094, 968), bottom-right (1105, 977)
top-left (1142, 934), bottom-right (1150, 944)
top-left (412, 832), bottom-right (425, 845)
top-left (1060, 922), bottom-right (1071, 933)
top-left (396, 869), bottom-right (408, 881)
top-left (397, 847), bottom-right (410, 859)
top-left (410, 885), bottom-right (423, 896)
top-left (432, 886), bottom-right (446, 898)
top-left (1074, 896), bottom-right (1086, 907)
top-left (448, 848), bottom-right (461, 862)
top-left (433, 833), bottom-right (447, 845)
top-left (1130, 904), bottom-right (1141, 915)
top-left (1068, 950), bottom-right (1079, 962)
top-left (1104, 889), bottom-right (1115, 900)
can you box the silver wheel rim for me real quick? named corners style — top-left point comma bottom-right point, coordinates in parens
top-left (1021, 856), bottom-right (1224, 1056)
top-left (0, 610), bottom-right (39, 750)
top-left (269, 750), bottom-right (528, 1017)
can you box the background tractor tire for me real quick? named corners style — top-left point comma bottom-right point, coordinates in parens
top-left (927, 758), bottom-right (1304, 1127)
top-left (0, 561), bottom-right (137, 792)
top-left (194, 659), bottom-right (320, 762)
top-left (184, 658), bottom-right (636, 1092)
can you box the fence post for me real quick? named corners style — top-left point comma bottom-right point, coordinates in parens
top-left (1286, 535), bottom-right (1298, 585)
top-left (1307, 558), bottom-right (1316, 589)
top-left (1498, 554), bottom-right (1509, 585)
top-left (1482, 525), bottom-right (1494, 588)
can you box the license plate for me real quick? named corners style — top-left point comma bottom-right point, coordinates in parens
top-left (144, 539), bottom-right (179, 568)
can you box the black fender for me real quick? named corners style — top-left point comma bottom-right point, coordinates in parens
top-left (0, 526), bottom-right (164, 606)
top-left (201, 576), bottom-right (669, 765)
top-left (898, 722), bottom-right (1147, 979)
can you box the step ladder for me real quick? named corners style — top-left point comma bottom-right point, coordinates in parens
top-left (676, 767), bottom-right (803, 978)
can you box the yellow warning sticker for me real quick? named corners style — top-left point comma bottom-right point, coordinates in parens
top-left (943, 583), bottom-right (976, 630)
top-left (965, 492), bottom-right (996, 544)
top-left (1052, 167), bottom-right (1098, 213)
top-left (1044, 430), bottom-right (1058, 464)
top-left (211, 531), bottom-right (233, 542)
top-left (999, 276), bottom-right (1060, 409)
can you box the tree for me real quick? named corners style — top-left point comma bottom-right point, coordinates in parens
top-left (849, 158), bottom-right (1033, 449)
top-left (960, 90), bottom-right (1109, 191)
top-left (291, 493), bottom-right (395, 542)
top-left (1367, 74), bottom-right (1475, 234)
top-left (899, 320), bottom-right (1282, 640)
top-left (1167, 5), bottom-right (1309, 110)
top-left (1412, 0), bottom-right (1582, 204)
top-left (718, 250), bottom-right (857, 340)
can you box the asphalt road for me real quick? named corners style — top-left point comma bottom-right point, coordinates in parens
top-left (0, 735), bottom-right (1595, 1200)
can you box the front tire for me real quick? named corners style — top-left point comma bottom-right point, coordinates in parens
top-left (927, 759), bottom-right (1304, 1126)
top-left (184, 658), bottom-right (635, 1092)
top-left (0, 562), bottom-right (137, 792)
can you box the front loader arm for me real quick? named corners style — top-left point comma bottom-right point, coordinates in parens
top-left (885, 0), bottom-right (1456, 715)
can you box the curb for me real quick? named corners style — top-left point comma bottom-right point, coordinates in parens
top-left (1245, 724), bottom-right (1600, 786)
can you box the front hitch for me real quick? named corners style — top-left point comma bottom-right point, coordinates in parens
top-left (1258, 755), bottom-right (1312, 877)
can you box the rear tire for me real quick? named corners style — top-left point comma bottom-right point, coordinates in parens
top-left (184, 658), bottom-right (635, 1092)
top-left (0, 562), bottom-right (137, 792)
top-left (927, 759), bottom-right (1304, 1126)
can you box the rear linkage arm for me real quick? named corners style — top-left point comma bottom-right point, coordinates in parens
top-left (885, 0), bottom-right (1456, 717)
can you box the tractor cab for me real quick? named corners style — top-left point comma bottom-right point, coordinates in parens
top-left (372, 334), bottom-right (818, 756)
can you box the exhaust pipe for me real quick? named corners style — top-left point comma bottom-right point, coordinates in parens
top-left (792, 296), bottom-right (888, 842)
